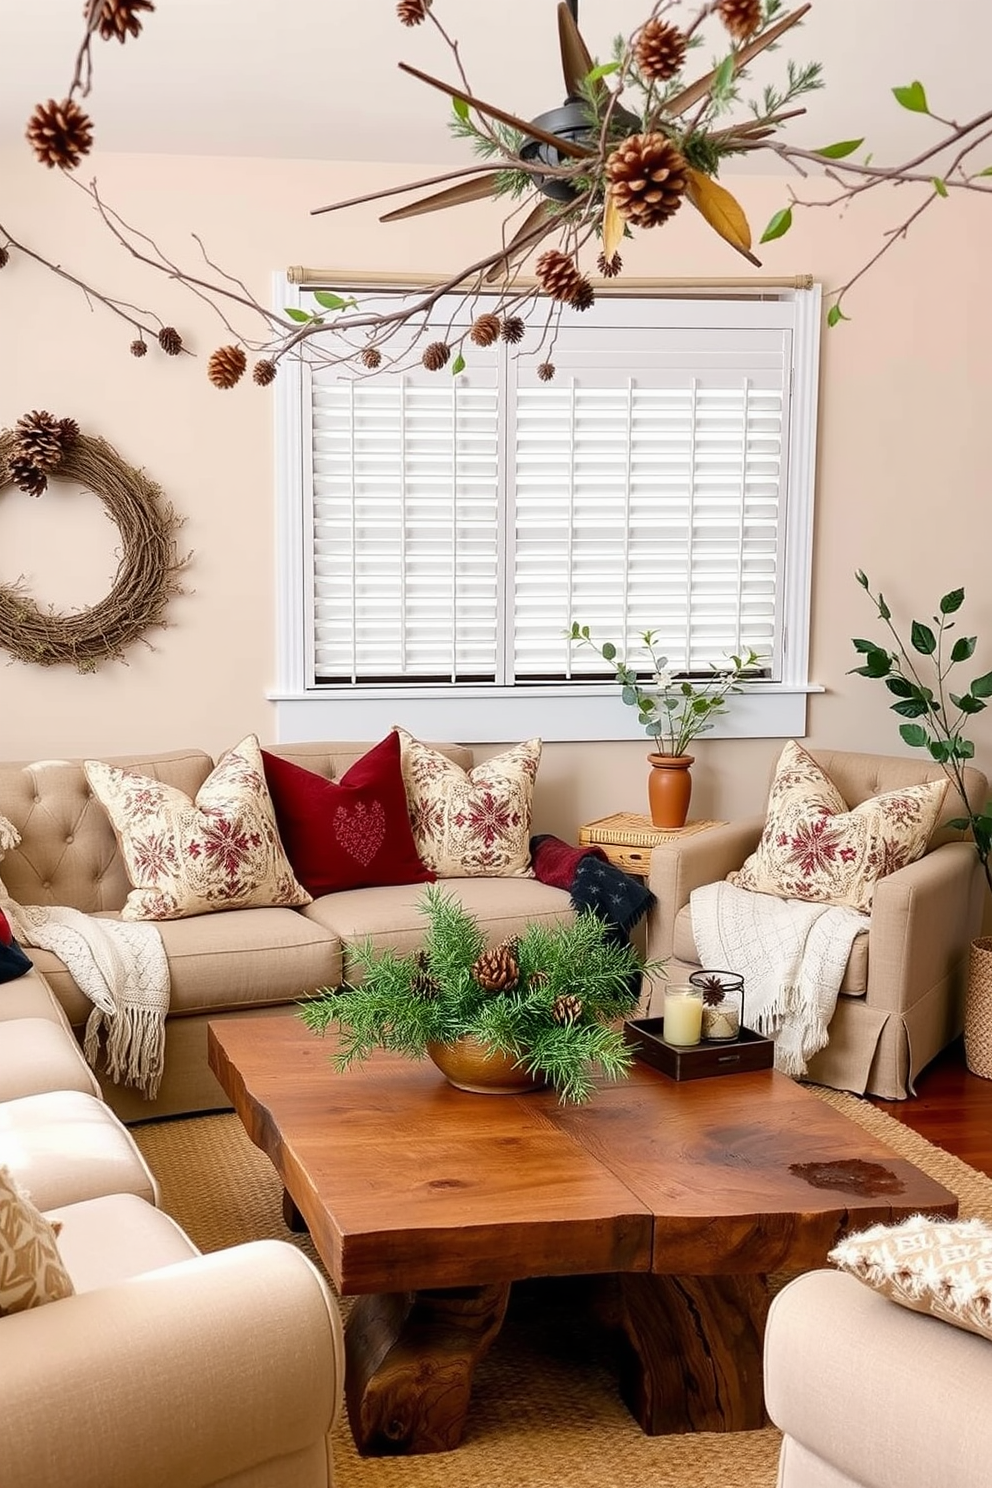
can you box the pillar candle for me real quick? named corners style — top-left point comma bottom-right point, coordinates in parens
top-left (663, 987), bottom-right (703, 1046)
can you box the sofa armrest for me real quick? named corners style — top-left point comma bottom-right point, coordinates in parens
top-left (866, 841), bottom-right (985, 1016)
top-left (0, 1240), bottom-right (344, 1488)
top-left (645, 816), bottom-right (765, 961)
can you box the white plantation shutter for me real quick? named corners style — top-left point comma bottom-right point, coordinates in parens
top-left (301, 293), bottom-right (810, 695)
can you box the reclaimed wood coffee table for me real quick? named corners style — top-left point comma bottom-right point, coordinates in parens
top-left (208, 1015), bottom-right (957, 1456)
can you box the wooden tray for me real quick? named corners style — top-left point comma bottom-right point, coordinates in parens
top-left (623, 1017), bottom-right (775, 1081)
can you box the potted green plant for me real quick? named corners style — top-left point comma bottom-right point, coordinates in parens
top-left (568, 624), bottom-right (761, 827)
top-left (299, 883), bottom-right (659, 1103)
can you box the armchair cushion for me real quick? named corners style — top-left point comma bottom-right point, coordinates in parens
top-left (0, 1165), bottom-right (74, 1314)
top-left (730, 740), bottom-right (948, 912)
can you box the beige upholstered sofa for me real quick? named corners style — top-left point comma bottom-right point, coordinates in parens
top-left (644, 748), bottom-right (989, 1100)
top-left (0, 742), bottom-right (574, 1120)
top-left (765, 1268), bottom-right (992, 1488)
top-left (0, 966), bottom-right (345, 1488)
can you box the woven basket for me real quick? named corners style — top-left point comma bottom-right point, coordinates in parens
top-left (965, 937), bottom-right (992, 1080)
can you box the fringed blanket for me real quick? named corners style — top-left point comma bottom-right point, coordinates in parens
top-left (690, 882), bottom-right (869, 1078)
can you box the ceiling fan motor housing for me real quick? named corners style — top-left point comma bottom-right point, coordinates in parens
top-left (520, 101), bottom-right (640, 201)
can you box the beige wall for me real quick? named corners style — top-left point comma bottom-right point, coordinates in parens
top-left (2, 148), bottom-right (990, 837)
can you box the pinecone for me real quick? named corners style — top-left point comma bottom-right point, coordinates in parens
top-left (570, 279), bottom-right (595, 312)
top-left (130, 338), bottom-right (147, 357)
top-left (89, 0), bottom-right (155, 43)
top-left (528, 969), bottom-right (550, 988)
top-left (26, 98), bottom-right (94, 170)
top-left (536, 362), bottom-right (556, 383)
top-left (58, 417), bottom-right (80, 449)
top-left (501, 315), bottom-right (525, 345)
top-left (551, 993), bottom-right (583, 1026)
top-left (252, 358), bottom-right (277, 387)
top-left (717, 0), bottom-right (762, 42)
top-left (535, 249), bottom-right (584, 305)
top-left (606, 134), bottom-right (688, 230)
top-left (471, 943), bottom-right (520, 994)
top-left (360, 345), bottom-right (382, 370)
top-left (14, 411), bottom-right (64, 472)
top-left (597, 251), bottom-right (623, 278)
top-left (422, 340), bottom-right (450, 372)
top-left (470, 313), bottom-right (501, 347)
top-left (634, 19), bottom-right (688, 81)
top-left (9, 455), bottom-right (48, 497)
top-left (411, 969), bottom-right (442, 999)
top-left (0, 246), bottom-right (9, 269)
top-left (207, 344), bottom-right (247, 389)
top-left (397, 0), bottom-right (431, 24)
top-left (158, 326), bottom-right (183, 356)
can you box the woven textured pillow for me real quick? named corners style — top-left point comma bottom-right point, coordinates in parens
top-left (830, 1213), bottom-right (992, 1343)
top-left (0, 1166), bottom-right (74, 1315)
top-left (85, 734), bottom-right (311, 921)
top-left (730, 739), bottom-right (948, 912)
top-left (395, 729), bottom-right (541, 877)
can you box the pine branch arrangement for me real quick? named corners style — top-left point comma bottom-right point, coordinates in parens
top-left (299, 883), bottom-right (658, 1103)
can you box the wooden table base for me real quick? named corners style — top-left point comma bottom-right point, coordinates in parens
top-left (345, 1284), bottom-right (511, 1455)
top-left (617, 1272), bottom-right (770, 1434)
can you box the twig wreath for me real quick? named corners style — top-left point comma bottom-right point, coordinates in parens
top-left (0, 413), bottom-right (188, 672)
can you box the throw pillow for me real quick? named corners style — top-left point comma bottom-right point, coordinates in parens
top-left (395, 729), bottom-right (542, 877)
top-left (84, 734), bottom-right (311, 921)
top-left (830, 1213), bottom-right (992, 1343)
top-left (0, 1166), bottom-right (74, 1315)
top-left (0, 908), bottom-right (32, 984)
top-left (729, 740), bottom-right (948, 912)
top-left (262, 734), bottom-right (435, 897)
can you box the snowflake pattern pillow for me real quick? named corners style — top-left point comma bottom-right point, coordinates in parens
top-left (730, 739), bottom-right (948, 912)
top-left (830, 1214), bottom-right (992, 1343)
top-left (85, 734), bottom-right (311, 920)
top-left (395, 729), bottom-right (541, 877)
top-left (0, 1166), bottom-right (74, 1315)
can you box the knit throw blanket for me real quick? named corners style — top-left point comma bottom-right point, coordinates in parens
top-left (690, 881), bottom-right (869, 1078)
top-left (0, 892), bottom-right (170, 1099)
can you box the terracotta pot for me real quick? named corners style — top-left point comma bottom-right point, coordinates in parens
top-left (426, 1036), bottom-right (547, 1094)
top-left (647, 753), bottom-right (694, 830)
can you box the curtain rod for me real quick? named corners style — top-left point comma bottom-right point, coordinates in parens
top-left (286, 267), bottom-right (814, 293)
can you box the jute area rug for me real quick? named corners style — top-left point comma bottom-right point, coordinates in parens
top-left (132, 1089), bottom-right (992, 1488)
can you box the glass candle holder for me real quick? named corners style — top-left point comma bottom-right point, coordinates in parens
top-left (690, 970), bottom-right (744, 1042)
top-left (663, 985), bottom-right (704, 1046)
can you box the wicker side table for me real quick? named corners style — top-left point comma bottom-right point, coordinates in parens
top-left (578, 811), bottom-right (725, 878)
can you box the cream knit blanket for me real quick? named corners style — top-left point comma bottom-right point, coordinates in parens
top-left (690, 882), bottom-right (869, 1078)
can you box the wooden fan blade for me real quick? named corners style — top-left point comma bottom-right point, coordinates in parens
top-left (557, 1), bottom-right (598, 99)
top-left (398, 61), bottom-right (595, 160)
top-left (666, 4), bottom-right (812, 118)
top-left (380, 174), bottom-right (500, 222)
top-left (485, 200), bottom-right (555, 282)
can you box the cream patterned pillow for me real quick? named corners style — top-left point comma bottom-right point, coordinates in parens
top-left (729, 740), bottom-right (948, 912)
top-left (395, 729), bottom-right (541, 877)
top-left (830, 1214), bottom-right (992, 1343)
top-left (85, 734), bottom-right (311, 921)
top-left (0, 1166), bottom-right (74, 1315)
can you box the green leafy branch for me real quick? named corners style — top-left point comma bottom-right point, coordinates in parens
top-left (850, 571), bottom-right (992, 890)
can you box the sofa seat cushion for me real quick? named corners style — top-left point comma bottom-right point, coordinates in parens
top-left (0, 1019), bottom-right (100, 1101)
top-left (304, 878), bottom-right (574, 976)
top-left (46, 1193), bottom-right (198, 1292)
top-left (34, 908), bottom-right (342, 1026)
top-left (0, 968), bottom-right (72, 1027)
top-left (0, 1090), bottom-right (159, 1211)
top-left (672, 901), bottom-right (870, 996)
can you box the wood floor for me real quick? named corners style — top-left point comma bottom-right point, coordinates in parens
top-left (865, 1037), bottom-right (992, 1179)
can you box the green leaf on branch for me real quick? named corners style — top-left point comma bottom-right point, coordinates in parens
top-left (878, 594), bottom-right (891, 620)
top-left (713, 55), bottom-right (736, 95)
top-left (451, 352), bottom-right (466, 376)
top-left (891, 699), bottom-right (930, 718)
top-left (952, 692), bottom-right (986, 714)
top-left (971, 670), bottom-right (992, 698)
top-left (852, 637), bottom-right (877, 654)
top-left (893, 80), bottom-right (929, 113)
top-left (910, 620), bottom-right (937, 655)
top-left (285, 307), bottom-right (312, 322)
top-left (760, 206), bottom-right (793, 243)
top-left (932, 177), bottom-right (948, 197)
top-left (601, 641), bottom-right (616, 661)
top-left (855, 570), bottom-right (869, 588)
top-left (929, 739), bottom-right (952, 762)
top-left (452, 96), bottom-right (470, 121)
top-left (622, 685), bottom-right (639, 706)
top-left (313, 290), bottom-right (358, 311)
top-left (826, 304), bottom-right (850, 328)
top-left (899, 723), bottom-right (928, 748)
top-left (851, 647), bottom-right (893, 679)
top-left (883, 675), bottom-right (915, 697)
top-left (940, 589), bottom-right (965, 614)
top-left (950, 635), bottom-right (977, 662)
top-left (813, 138), bottom-right (865, 159)
top-left (953, 738), bottom-right (976, 758)
top-left (586, 61), bottom-right (619, 82)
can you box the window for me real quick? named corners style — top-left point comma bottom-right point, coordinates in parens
top-left (273, 278), bottom-right (820, 743)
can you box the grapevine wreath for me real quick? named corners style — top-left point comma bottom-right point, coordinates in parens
top-left (0, 412), bottom-right (187, 672)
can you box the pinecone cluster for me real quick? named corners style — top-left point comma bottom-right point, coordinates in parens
top-left (130, 337), bottom-right (148, 358)
top-left (207, 344), bottom-right (247, 390)
top-left (26, 97), bottom-right (93, 170)
top-left (422, 340), bottom-right (450, 372)
top-left (501, 315), bottom-right (526, 344)
top-left (606, 134), bottom-right (688, 230)
top-left (396, 0), bottom-right (431, 24)
top-left (717, 0), bottom-right (762, 42)
top-left (0, 246), bottom-right (9, 270)
top-left (471, 940), bottom-right (520, 994)
top-left (537, 363), bottom-right (556, 383)
top-left (634, 18), bottom-right (688, 81)
top-left (551, 994), bottom-right (583, 1026)
top-left (360, 345), bottom-right (383, 370)
top-left (411, 951), bottom-right (441, 999)
top-left (7, 411), bottom-right (80, 497)
top-left (158, 326), bottom-right (183, 356)
top-left (252, 358), bottom-right (277, 387)
top-left (535, 250), bottom-right (595, 311)
top-left (89, 0), bottom-right (155, 43)
top-left (597, 251), bottom-right (623, 279)
top-left (470, 313), bottom-right (501, 347)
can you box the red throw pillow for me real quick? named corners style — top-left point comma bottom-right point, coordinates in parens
top-left (262, 734), bottom-right (435, 897)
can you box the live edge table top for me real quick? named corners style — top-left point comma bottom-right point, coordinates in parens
top-left (207, 1015), bottom-right (957, 1298)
